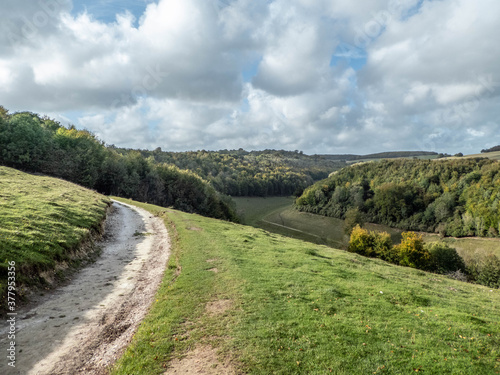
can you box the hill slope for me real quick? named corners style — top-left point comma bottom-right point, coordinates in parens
top-left (111, 198), bottom-right (500, 375)
top-left (0, 166), bottom-right (110, 301)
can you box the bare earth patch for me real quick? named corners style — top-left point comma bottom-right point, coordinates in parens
top-left (206, 299), bottom-right (232, 316)
top-left (208, 268), bottom-right (219, 273)
top-left (164, 346), bottom-right (236, 375)
top-left (0, 200), bottom-right (170, 375)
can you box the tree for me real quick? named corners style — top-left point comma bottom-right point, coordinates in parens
top-left (343, 207), bottom-right (365, 235)
top-left (426, 242), bottom-right (465, 274)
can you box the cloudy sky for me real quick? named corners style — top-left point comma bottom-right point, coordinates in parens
top-left (0, 0), bottom-right (498, 154)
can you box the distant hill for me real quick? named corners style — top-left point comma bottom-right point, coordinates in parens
top-left (481, 145), bottom-right (500, 153)
top-left (317, 151), bottom-right (438, 161)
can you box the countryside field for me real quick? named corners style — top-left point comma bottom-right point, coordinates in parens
top-left (0, 166), bottom-right (110, 301)
top-left (111, 198), bottom-right (500, 375)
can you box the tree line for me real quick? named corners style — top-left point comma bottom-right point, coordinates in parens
top-left (296, 158), bottom-right (500, 238)
top-left (113, 147), bottom-right (344, 197)
top-left (481, 145), bottom-right (500, 153)
top-left (0, 107), bottom-right (237, 221)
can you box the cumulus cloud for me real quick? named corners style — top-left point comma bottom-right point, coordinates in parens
top-left (0, 0), bottom-right (499, 154)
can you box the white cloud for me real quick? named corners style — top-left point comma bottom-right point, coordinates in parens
top-left (0, 0), bottom-right (499, 154)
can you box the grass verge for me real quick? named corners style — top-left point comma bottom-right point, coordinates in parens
top-left (112, 197), bottom-right (500, 375)
top-left (0, 166), bottom-right (110, 302)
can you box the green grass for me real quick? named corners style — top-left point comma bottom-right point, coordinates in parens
top-left (233, 196), bottom-right (296, 226)
top-left (0, 166), bottom-right (110, 297)
top-left (111, 197), bottom-right (500, 375)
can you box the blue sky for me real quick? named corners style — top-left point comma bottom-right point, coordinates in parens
top-left (71, 0), bottom-right (154, 24)
top-left (0, 0), bottom-right (499, 154)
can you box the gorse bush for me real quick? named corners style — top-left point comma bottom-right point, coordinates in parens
top-left (348, 225), bottom-right (394, 259)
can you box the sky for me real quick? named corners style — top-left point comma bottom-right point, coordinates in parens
top-left (0, 0), bottom-right (499, 155)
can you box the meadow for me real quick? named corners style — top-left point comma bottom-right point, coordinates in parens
top-left (0, 166), bottom-right (110, 301)
top-left (111, 198), bottom-right (500, 375)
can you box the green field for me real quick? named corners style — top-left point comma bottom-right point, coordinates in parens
top-left (233, 196), bottom-right (295, 226)
top-left (0, 166), bottom-right (110, 300)
top-left (112, 198), bottom-right (500, 375)
top-left (234, 197), bottom-right (402, 249)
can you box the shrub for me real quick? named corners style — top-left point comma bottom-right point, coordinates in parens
top-left (348, 225), bottom-right (393, 260)
top-left (373, 231), bottom-right (398, 263)
top-left (348, 225), bottom-right (373, 257)
top-left (396, 232), bottom-right (432, 270)
top-left (467, 254), bottom-right (500, 288)
top-left (426, 242), bottom-right (465, 274)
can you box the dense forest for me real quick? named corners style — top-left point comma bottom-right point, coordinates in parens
top-left (0, 107), bottom-right (237, 221)
top-left (113, 148), bottom-right (343, 197)
top-left (296, 158), bottom-right (500, 238)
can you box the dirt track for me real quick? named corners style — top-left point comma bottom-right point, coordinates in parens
top-left (0, 200), bottom-right (170, 374)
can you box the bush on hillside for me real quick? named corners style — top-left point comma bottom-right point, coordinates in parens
top-left (395, 232), bottom-right (432, 270)
top-left (426, 242), bottom-right (466, 274)
top-left (465, 253), bottom-right (500, 288)
top-left (348, 225), bottom-right (393, 259)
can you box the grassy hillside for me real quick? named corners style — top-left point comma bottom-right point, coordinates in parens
top-left (111, 198), bottom-right (500, 375)
top-left (0, 166), bottom-right (110, 300)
